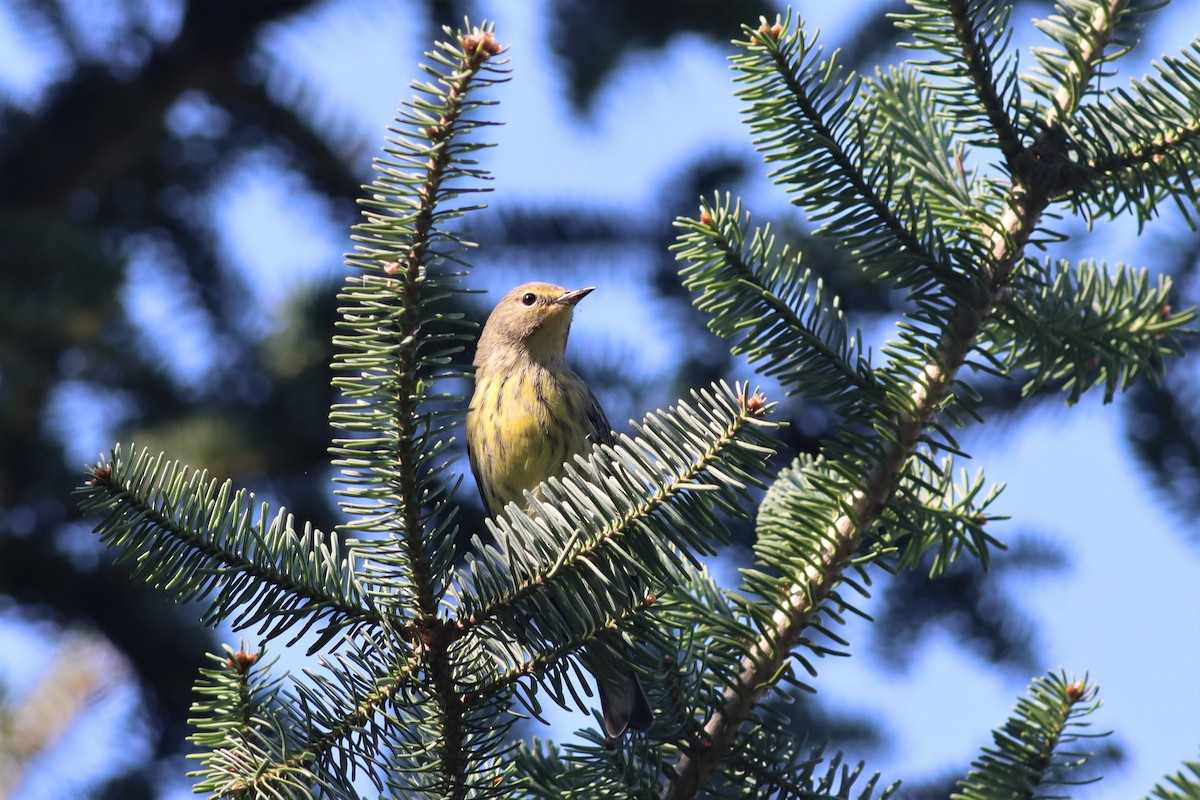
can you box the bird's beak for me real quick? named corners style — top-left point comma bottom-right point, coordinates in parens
top-left (558, 286), bottom-right (596, 306)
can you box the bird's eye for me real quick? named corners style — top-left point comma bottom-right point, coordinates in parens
top-left (521, 293), bottom-right (537, 306)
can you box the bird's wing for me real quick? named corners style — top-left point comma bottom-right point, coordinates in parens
top-left (465, 421), bottom-right (493, 514)
top-left (585, 387), bottom-right (617, 448)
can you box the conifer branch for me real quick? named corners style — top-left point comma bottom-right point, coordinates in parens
top-left (733, 17), bottom-right (958, 289)
top-left (665, 6), bottom-right (1137, 796)
top-left (333, 25), bottom-right (504, 621)
top-left (1147, 761), bottom-right (1200, 800)
top-left (727, 747), bottom-right (899, 800)
top-left (456, 382), bottom-right (777, 633)
top-left (947, 0), bottom-right (1023, 161)
top-left (952, 672), bottom-right (1106, 799)
top-left (192, 647), bottom-right (416, 798)
top-left (78, 448), bottom-right (375, 643)
top-left (673, 196), bottom-right (879, 409)
top-left (990, 260), bottom-right (1195, 403)
top-left (323, 22), bottom-right (508, 797)
top-left (665, 118), bottom-right (1055, 800)
top-left (1067, 40), bottom-right (1200, 225)
top-left (894, 0), bottom-right (1024, 163)
top-left (1030, 0), bottom-right (1131, 131)
top-left (468, 593), bottom-right (656, 707)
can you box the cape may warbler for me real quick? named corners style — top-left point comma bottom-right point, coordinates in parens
top-left (466, 281), bottom-right (653, 738)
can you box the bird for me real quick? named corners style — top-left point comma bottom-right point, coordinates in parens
top-left (465, 281), bottom-right (654, 738)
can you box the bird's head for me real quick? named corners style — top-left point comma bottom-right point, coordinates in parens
top-left (475, 282), bottom-right (595, 366)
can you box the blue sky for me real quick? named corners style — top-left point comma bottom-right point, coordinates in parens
top-left (1, 0), bottom-right (1198, 797)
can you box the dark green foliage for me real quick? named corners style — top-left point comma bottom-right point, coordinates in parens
top-left (953, 672), bottom-right (1106, 800)
top-left (52, 2), bottom-right (1200, 800)
top-left (1146, 761), bottom-right (1200, 800)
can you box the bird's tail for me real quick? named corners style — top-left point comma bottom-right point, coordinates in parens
top-left (596, 663), bottom-right (653, 738)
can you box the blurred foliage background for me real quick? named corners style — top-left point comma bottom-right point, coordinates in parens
top-left (0, 1), bottom-right (1196, 798)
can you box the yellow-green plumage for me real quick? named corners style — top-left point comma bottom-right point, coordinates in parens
top-left (466, 281), bottom-right (652, 738)
top-left (468, 351), bottom-right (601, 513)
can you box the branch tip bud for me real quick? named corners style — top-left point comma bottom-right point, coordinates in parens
top-left (752, 21), bottom-right (783, 44)
top-left (90, 464), bottom-right (112, 486)
top-left (460, 28), bottom-right (501, 61)
top-left (742, 391), bottom-right (768, 416)
top-left (227, 650), bottom-right (258, 671)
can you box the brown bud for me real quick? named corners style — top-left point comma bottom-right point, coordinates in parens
top-left (742, 391), bottom-right (768, 415)
top-left (90, 464), bottom-right (112, 486)
top-left (698, 209), bottom-right (713, 227)
top-left (227, 650), bottom-right (258, 671)
top-left (753, 21), bottom-right (783, 44)
top-left (1065, 680), bottom-right (1087, 702)
top-left (460, 29), bottom-right (502, 60)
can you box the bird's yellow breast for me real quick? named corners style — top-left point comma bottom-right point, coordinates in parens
top-left (467, 361), bottom-right (595, 515)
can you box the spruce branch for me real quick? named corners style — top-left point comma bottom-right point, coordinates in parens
top-left (673, 197), bottom-right (879, 412)
top-left (664, 6), bottom-right (1148, 796)
top-left (453, 383), bottom-right (778, 720)
top-left (731, 14), bottom-right (960, 292)
top-left (989, 259), bottom-right (1196, 403)
top-left (952, 672), bottom-right (1107, 800)
top-left (893, 0), bottom-right (1025, 162)
top-left (78, 447), bottom-right (374, 647)
top-left (1146, 761), bottom-right (1200, 800)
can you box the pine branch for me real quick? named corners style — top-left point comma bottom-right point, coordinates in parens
top-left (664, 6), bottom-right (1140, 797)
top-left (892, 0), bottom-right (1025, 163)
top-left (673, 196), bottom-right (879, 413)
top-left (453, 383), bottom-right (778, 716)
top-left (952, 672), bottom-right (1107, 800)
top-left (731, 15), bottom-right (960, 292)
top-left (1068, 39), bottom-right (1200, 227)
top-left (78, 447), bottom-right (374, 648)
top-left (989, 259), bottom-right (1196, 403)
top-left (1146, 761), bottom-right (1200, 800)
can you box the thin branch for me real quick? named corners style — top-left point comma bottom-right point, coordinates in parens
top-left (946, 0), bottom-right (1024, 164)
top-left (461, 388), bottom-right (773, 630)
top-left (1041, 0), bottom-right (1130, 131)
top-left (663, 5), bottom-right (1133, 795)
top-left (85, 464), bottom-right (378, 631)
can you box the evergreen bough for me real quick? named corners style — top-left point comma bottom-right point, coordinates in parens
top-left (76, 5), bottom-right (1199, 799)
